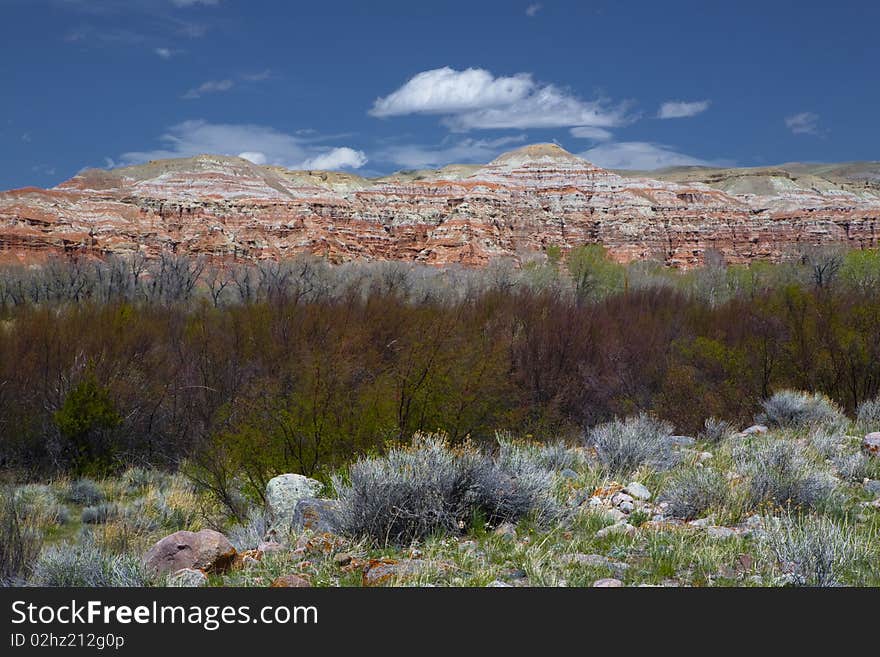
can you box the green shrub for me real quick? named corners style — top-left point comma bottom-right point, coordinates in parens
top-left (29, 536), bottom-right (148, 587)
top-left (736, 440), bottom-right (835, 511)
top-left (856, 396), bottom-right (880, 432)
top-left (662, 467), bottom-right (729, 520)
top-left (764, 515), bottom-right (868, 586)
top-left (1, 490), bottom-right (43, 586)
top-left (698, 417), bottom-right (736, 444)
top-left (333, 434), bottom-right (557, 545)
top-left (64, 478), bottom-right (104, 506)
top-left (54, 374), bottom-right (122, 476)
top-left (586, 413), bottom-right (675, 474)
top-left (756, 390), bottom-right (847, 431)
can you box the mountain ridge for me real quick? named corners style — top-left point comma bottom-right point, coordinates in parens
top-left (1, 144), bottom-right (878, 267)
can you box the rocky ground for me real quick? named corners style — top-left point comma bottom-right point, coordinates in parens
top-left (8, 392), bottom-right (880, 588)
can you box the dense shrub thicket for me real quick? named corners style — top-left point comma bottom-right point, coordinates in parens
top-left (1, 248), bottom-right (880, 480)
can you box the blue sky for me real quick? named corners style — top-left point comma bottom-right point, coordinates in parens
top-left (1, 0), bottom-right (878, 188)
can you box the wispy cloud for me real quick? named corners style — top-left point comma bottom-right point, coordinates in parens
top-left (180, 70), bottom-right (271, 99)
top-left (569, 126), bottom-right (613, 141)
top-left (117, 120), bottom-right (367, 171)
top-left (182, 79), bottom-right (234, 99)
top-left (580, 141), bottom-right (730, 170)
top-left (525, 3), bottom-right (543, 17)
top-left (170, 0), bottom-right (219, 6)
top-left (785, 112), bottom-right (820, 135)
top-left (376, 135), bottom-right (527, 169)
top-left (155, 47), bottom-right (175, 58)
top-left (371, 67), bottom-right (629, 132)
top-left (657, 100), bottom-right (711, 119)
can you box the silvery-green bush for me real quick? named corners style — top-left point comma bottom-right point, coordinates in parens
top-left (756, 390), bottom-right (847, 431)
top-left (333, 434), bottom-right (557, 545)
top-left (736, 440), bottom-right (835, 510)
top-left (586, 413), bottom-right (675, 473)
top-left (662, 467), bottom-right (729, 520)
top-left (764, 515), bottom-right (867, 587)
top-left (698, 417), bottom-right (736, 444)
top-left (29, 536), bottom-right (147, 587)
top-left (64, 478), bottom-right (104, 506)
top-left (856, 396), bottom-right (880, 432)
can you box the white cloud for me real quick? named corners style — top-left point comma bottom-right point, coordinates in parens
top-left (377, 135), bottom-right (527, 169)
top-left (300, 147), bottom-right (368, 170)
top-left (370, 67), bottom-right (627, 132)
top-left (182, 78), bottom-right (233, 99)
top-left (580, 141), bottom-right (727, 170)
top-left (155, 47), bottom-right (173, 59)
top-left (785, 112), bottom-right (820, 135)
top-left (371, 67), bottom-right (533, 118)
top-left (237, 151), bottom-right (267, 165)
top-left (526, 3), bottom-right (543, 17)
top-left (118, 120), bottom-right (367, 170)
top-left (657, 100), bottom-right (711, 119)
top-left (569, 126), bottom-right (613, 141)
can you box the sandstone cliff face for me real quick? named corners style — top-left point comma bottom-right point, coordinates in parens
top-left (1, 144), bottom-right (878, 267)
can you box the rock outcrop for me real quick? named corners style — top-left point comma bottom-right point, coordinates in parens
top-left (2, 144), bottom-right (878, 268)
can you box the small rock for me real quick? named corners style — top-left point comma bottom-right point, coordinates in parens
top-left (291, 498), bottom-right (341, 534)
top-left (688, 516), bottom-right (715, 528)
top-left (270, 574), bottom-right (311, 588)
top-left (593, 578), bottom-right (623, 588)
top-left (741, 424), bottom-right (768, 436)
top-left (602, 508), bottom-right (627, 523)
top-left (494, 522), bottom-right (518, 540)
top-left (623, 482), bottom-right (651, 500)
top-left (257, 540), bottom-right (285, 554)
top-left (333, 553), bottom-right (353, 567)
top-left (167, 568), bottom-right (208, 588)
top-left (587, 496), bottom-right (603, 508)
top-left (486, 580), bottom-right (512, 587)
top-left (610, 492), bottom-right (635, 508)
top-left (869, 498), bottom-right (880, 510)
top-left (595, 522), bottom-right (636, 539)
top-left (863, 480), bottom-right (880, 496)
top-left (706, 526), bottom-right (736, 540)
top-left (559, 468), bottom-right (578, 480)
top-left (664, 435), bottom-right (696, 448)
top-left (863, 432), bottom-right (880, 456)
top-left (362, 559), bottom-right (452, 586)
top-left (240, 555), bottom-right (261, 570)
top-left (618, 500), bottom-right (635, 513)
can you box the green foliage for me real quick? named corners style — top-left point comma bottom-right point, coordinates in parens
top-left (566, 244), bottom-right (626, 302)
top-left (54, 374), bottom-right (121, 476)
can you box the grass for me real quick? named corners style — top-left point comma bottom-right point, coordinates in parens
top-left (5, 401), bottom-right (880, 588)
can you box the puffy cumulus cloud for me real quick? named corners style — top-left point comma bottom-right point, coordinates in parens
top-left (155, 47), bottom-right (174, 58)
top-left (371, 67), bottom-right (627, 132)
top-left (376, 135), bottom-right (527, 169)
top-left (569, 126), bottom-right (614, 141)
top-left (580, 141), bottom-right (729, 170)
top-left (785, 112), bottom-right (820, 135)
top-left (118, 120), bottom-right (367, 170)
top-left (300, 147), bottom-right (368, 170)
top-left (657, 100), bottom-right (711, 119)
top-left (525, 3), bottom-right (543, 17)
top-left (370, 67), bottom-right (533, 118)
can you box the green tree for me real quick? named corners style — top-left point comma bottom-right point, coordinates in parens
top-left (54, 374), bottom-right (121, 475)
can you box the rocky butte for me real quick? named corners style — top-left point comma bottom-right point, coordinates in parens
top-left (1, 143), bottom-right (878, 267)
